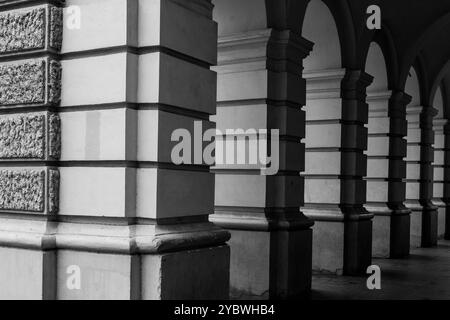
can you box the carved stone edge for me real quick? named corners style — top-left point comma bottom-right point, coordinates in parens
top-left (48, 167), bottom-right (59, 214)
top-left (47, 112), bottom-right (61, 160)
top-left (0, 222), bottom-right (230, 254)
top-left (47, 59), bottom-right (62, 106)
top-left (48, 5), bottom-right (63, 52)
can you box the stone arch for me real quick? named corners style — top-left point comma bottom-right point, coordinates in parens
top-left (405, 66), bottom-right (422, 108)
top-left (360, 26), bottom-right (399, 90)
top-left (302, 0), bottom-right (343, 71)
top-left (429, 61), bottom-right (450, 107)
top-left (365, 42), bottom-right (389, 92)
top-left (399, 12), bottom-right (450, 90)
top-left (433, 84), bottom-right (445, 119)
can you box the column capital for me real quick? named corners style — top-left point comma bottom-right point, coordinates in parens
top-left (388, 90), bottom-right (412, 118)
top-left (341, 70), bottom-right (374, 100)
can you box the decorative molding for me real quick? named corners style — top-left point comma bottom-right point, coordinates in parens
top-left (0, 58), bottom-right (61, 107)
top-left (0, 167), bottom-right (59, 214)
top-left (0, 5), bottom-right (63, 55)
top-left (0, 220), bottom-right (230, 254)
top-left (0, 112), bottom-right (61, 160)
top-left (305, 68), bottom-right (346, 100)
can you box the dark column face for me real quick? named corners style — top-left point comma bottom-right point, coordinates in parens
top-left (419, 107), bottom-right (439, 247)
top-left (339, 70), bottom-right (374, 275)
top-left (441, 123), bottom-right (450, 240)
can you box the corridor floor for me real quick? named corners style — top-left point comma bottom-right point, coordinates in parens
top-left (312, 241), bottom-right (450, 300)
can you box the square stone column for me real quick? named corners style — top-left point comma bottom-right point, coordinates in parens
top-left (432, 118), bottom-right (448, 239)
top-left (211, 29), bottom-right (314, 299)
top-left (365, 91), bottom-right (411, 258)
top-left (406, 104), bottom-right (439, 248)
top-left (0, 0), bottom-right (230, 300)
top-left (443, 123), bottom-right (450, 240)
top-left (303, 69), bottom-right (374, 275)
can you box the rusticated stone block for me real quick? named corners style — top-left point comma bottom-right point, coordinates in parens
top-left (0, 57), bottom-right (62, 107)
top-left (0, 4), bottom-right (63, 55)
top-left (0, 112), bottom-right (61, 160)
top-left (0, 167), bottom-right (59, 214)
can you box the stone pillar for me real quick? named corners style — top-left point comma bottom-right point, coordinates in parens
top-left (366, 91), bottom-right (411, 258)
top-left (406, 104), bottom-right (439, 247)
top-left (445, 123), bottom-right (450, 240)
top-left (0, 0), bottom-right (230, 300)
top-left (212, 29), bottom-right (314, 299)
top-left (432, 118), bottom-right (448, 239)
top-left (303, 69), bottom-right (373, 275)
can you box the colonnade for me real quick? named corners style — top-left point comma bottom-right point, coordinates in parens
top-left (0, 0), bottom-right (448, 300)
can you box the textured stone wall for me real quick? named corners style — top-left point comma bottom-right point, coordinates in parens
top-left (0, 169), bottom-right (45, 212)
top-left (0, 2), bottom-right (62, 215)
top-left (0, 58), bottom-right (62, 107)
top-left (0, 5), bottom-right (63, 55)
top-left (0, 112), bottom-right (61, 160)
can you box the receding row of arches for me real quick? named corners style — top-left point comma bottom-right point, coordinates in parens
top-left (212, 0), bottom-right (450, 298)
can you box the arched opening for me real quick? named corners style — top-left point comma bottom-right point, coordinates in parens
top-left (302, 0), bottom-right (346, 273)
top-left (303, 0), bottom-right (342, 72)
top-left (364, 42), bottom-right (393, 258)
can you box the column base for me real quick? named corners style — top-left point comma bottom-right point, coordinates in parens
top-left (407, 201), bottom-right (438, 248)
top-left (0, 217), bottom-right (230, 300)
top-left (304, 207), bottom-right (373, 275)
top-left (433, 200), bottom-right (446, 239)
top-left (211, 212), bottom-right (313, 300)
top-left (366, 204), bottom-right (411, 258)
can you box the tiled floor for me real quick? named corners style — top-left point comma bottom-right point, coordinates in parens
top-left (312, 240), bottom-right (450, 300)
